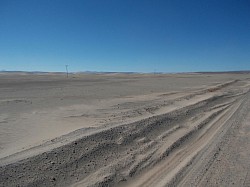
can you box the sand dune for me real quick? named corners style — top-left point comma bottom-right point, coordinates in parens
top-left (0, 72), bottom-right (250, 186)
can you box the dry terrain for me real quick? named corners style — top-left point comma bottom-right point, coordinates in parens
top-left (0, 72), bottom-right (250, 186)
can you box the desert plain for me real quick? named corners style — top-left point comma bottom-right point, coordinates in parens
top-left (0, 72), bottom-right (250, 186)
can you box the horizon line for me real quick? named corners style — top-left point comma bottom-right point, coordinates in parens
top-left (1, 70), bottom-right (250, 74)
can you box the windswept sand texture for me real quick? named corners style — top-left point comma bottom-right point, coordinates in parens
top-left (0, 72), bottom-right (250, 186)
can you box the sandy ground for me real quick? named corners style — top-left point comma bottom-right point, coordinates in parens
top-left (0, 72), bottom-right (250, 186)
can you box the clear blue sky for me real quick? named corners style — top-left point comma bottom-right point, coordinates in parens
top-left (0, 0), bottom-right (249, 72)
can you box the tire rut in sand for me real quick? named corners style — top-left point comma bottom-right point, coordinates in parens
top-left (177, 90), bottom-right (250, 187)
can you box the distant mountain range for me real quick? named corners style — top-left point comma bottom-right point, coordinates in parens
top-left (195, 71), bottom-right (250, 74)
